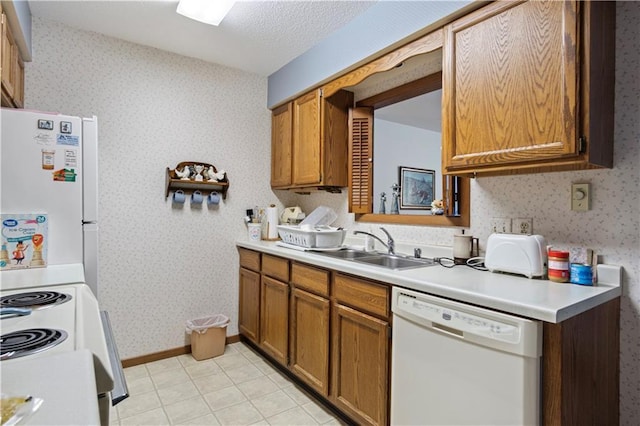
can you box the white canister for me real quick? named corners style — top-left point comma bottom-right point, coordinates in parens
top-left (248, 223), bottom-right (262, 241)
top-left (453, 234), bottom-right (479, 262)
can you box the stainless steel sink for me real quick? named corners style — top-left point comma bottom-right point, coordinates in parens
top-left (353, 255), bottom-right (436, 270)
top-left (316, 249), bottom-right (374, 260)
top-left (316, 250), bottom-right (436, 270)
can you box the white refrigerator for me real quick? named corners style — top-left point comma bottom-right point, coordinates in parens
top-left (0, 108), bottom-right (99, 296)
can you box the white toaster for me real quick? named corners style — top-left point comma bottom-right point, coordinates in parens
top-left (485, 233), bottom-right (548, 278)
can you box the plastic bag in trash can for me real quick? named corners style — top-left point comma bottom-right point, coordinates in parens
top-left (186, 314), bottom-right (230, 335)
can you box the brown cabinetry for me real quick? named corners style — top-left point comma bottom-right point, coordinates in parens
top-left (260, 275), bottom-right (289, 364)
top-left (290, 287), bottom-right (330, 396)
top-left (442, 0), bottom-right (615, 176)
top-left (289, 263), bottom-right (331, 396)
top-left (330, 273), bottom-right (390, 426)
top-left (237, 251), bottom-right (391, 425)
top-left (1, 10), bottom-right (24, 108)
top-left (271, 88), bottom-right (353, 190)
top-left (238, 249), bottom-right (261, 343)
top-left (259, 254), bottom-right (290, 364)
top-left (271, 102), bottom-right (293, 187)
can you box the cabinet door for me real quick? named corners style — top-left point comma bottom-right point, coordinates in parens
top-left (238, 267), bottom-right (260, 343)
top-left (289, 288), bottom-right (330, 396)
top-left (331, 303), bottom-right (389, 426)
top-left (442, 0), bottom-right (579, 173)
top-left (13, 53), bottom-right (23, 108)
top-left (260, 276), bottom-right (289, 365)
top-left (292, 89), bottom-right (322, 185)
top-left (271, 102), bottom-right (292, 187)
top-left (1, 12), bottom-right (16, 101)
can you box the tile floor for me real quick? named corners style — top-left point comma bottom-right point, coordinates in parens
top-left (111, 342), bottom-right (345, 425)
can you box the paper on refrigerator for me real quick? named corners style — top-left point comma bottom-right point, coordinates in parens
top-left (1, 214), bottom-right (48, 270)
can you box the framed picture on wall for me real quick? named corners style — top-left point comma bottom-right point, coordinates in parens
top-left (399, 166), bottom-right (435, 210)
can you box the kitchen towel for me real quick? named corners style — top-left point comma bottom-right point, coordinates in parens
top-left (265, 205), bottom-right (279, 240)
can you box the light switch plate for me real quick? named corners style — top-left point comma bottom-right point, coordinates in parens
top-left (490, 217), bottom-right (511, 234)
top-left (572, 183), bottom-right (591, 211)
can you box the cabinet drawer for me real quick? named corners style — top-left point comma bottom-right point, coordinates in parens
top-left (291, 262), bottom-right (329, 297)
top-left (263, 254), bottom-right (289, 281)
top-left (332, 274), bottom-right (390, 319)
top-left (238, 248), bottom-right (260, 272)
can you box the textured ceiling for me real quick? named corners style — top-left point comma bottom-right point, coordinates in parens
top-left (28, 0), bottom-right (377, 76)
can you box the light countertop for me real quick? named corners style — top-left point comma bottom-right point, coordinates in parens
top-left (1, 350), bottom-right (101, 425)
top-left (236, 240), bottom-right (622, 323)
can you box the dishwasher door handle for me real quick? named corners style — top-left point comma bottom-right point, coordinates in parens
top-left (431, 322), bottom-right (464, 338)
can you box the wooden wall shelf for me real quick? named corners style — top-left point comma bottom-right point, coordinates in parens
top-left (165, 161), bottom-right (229, 200)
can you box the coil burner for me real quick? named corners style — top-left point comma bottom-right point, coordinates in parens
top-left (1, 291), bottom-right (72, 310)
top-left (0, 328), bottom-right (69, 360)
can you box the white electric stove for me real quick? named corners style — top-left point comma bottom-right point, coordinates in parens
top-left (0, 264), bottom-right (126, 425)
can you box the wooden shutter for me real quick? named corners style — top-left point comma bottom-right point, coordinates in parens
top-left (348, 107), bottom-right (373, 214)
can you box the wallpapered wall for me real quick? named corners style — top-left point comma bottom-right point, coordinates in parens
top-left (25, 3), bottom-right (638, 423)
top-left (25, 18), bottom-right (294, 358)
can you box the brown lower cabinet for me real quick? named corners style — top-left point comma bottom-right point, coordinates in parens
top-left (331, 303), bottom-right (389, 426)
top-left (238, 248), bottom-right (390, 425)
top-left (290, 287), bottom-right (330, 396)
top-left (259, 254), bottom-right (290, 365)
top-left (238, 267), bottom-right (260, 344)
top-left (237, 248), bottom-right (619, 426)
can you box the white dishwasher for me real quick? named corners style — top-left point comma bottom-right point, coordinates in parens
top-left (391, 287), bottom-right (542, 425)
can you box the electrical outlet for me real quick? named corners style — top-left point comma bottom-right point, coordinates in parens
top-left (514, 218), bottom-right (533, 235)
top-left (490, 218), bottom-right (511, 234)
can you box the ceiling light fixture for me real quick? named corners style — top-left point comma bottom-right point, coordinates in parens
top-left (176, 0), bottom-right (236, 26)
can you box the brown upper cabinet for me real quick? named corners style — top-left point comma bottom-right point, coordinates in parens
top-left (271, 88), bottom-right (353, 190)
top-left (271, 102), bottom-right (293, 187)
top-left (442, 0), bottom-right (615, 176)
top-left (1, 9), bottom-right (25, 109)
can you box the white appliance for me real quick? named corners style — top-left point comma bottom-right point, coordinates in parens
top-left (1, 109), bottom-right (127, 425)
top-left (0, 265), bottom-right (129, 425)
top-left (485, 233), bottom-right (548, 278)
top-left (391, 287), bottom-right (542, 425)
top-left (1, 108), bottom-right (100, 296)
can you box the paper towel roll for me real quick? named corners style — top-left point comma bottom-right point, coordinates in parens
top-left (265, 205), bottom-right (279, 240)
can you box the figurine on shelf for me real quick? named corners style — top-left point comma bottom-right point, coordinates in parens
top-left (390, 183), bottom-right (400, 214)
top-left (175, 165), bottom-right (191, 180)
top-left (194, 164), bottom-right (204, 182)
top-left (206, 166), bottom-right (227, 182)
top-left (379, 192), bottom-right (387, 214)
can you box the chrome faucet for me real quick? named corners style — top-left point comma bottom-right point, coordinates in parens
top-left (354, 227), bottom-right (395, 255)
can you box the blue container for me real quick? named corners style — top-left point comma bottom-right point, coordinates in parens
top-left (570, 264), bottom-right (593, 285)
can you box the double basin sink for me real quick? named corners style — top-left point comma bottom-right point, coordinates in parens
top-left (315, 249), bottom-right (436, 271)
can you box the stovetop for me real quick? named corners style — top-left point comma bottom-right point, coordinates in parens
top-left (0, 285), bottom-right (78, 359)
top-left (0, 269), bottom-right (114, 394)
top-left (0, 264), bottom-right (117, 425)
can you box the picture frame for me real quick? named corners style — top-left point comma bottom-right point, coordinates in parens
top-left (60, 121), bottom-right (72, 134)
top-left (399, 166), bottom-right (435, 210)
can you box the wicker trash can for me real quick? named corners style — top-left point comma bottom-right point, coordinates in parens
top-left (186, 314), bottom-right (230, 360)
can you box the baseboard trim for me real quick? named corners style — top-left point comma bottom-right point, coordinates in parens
top-left (122, 334), bottom-right (241, 368)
